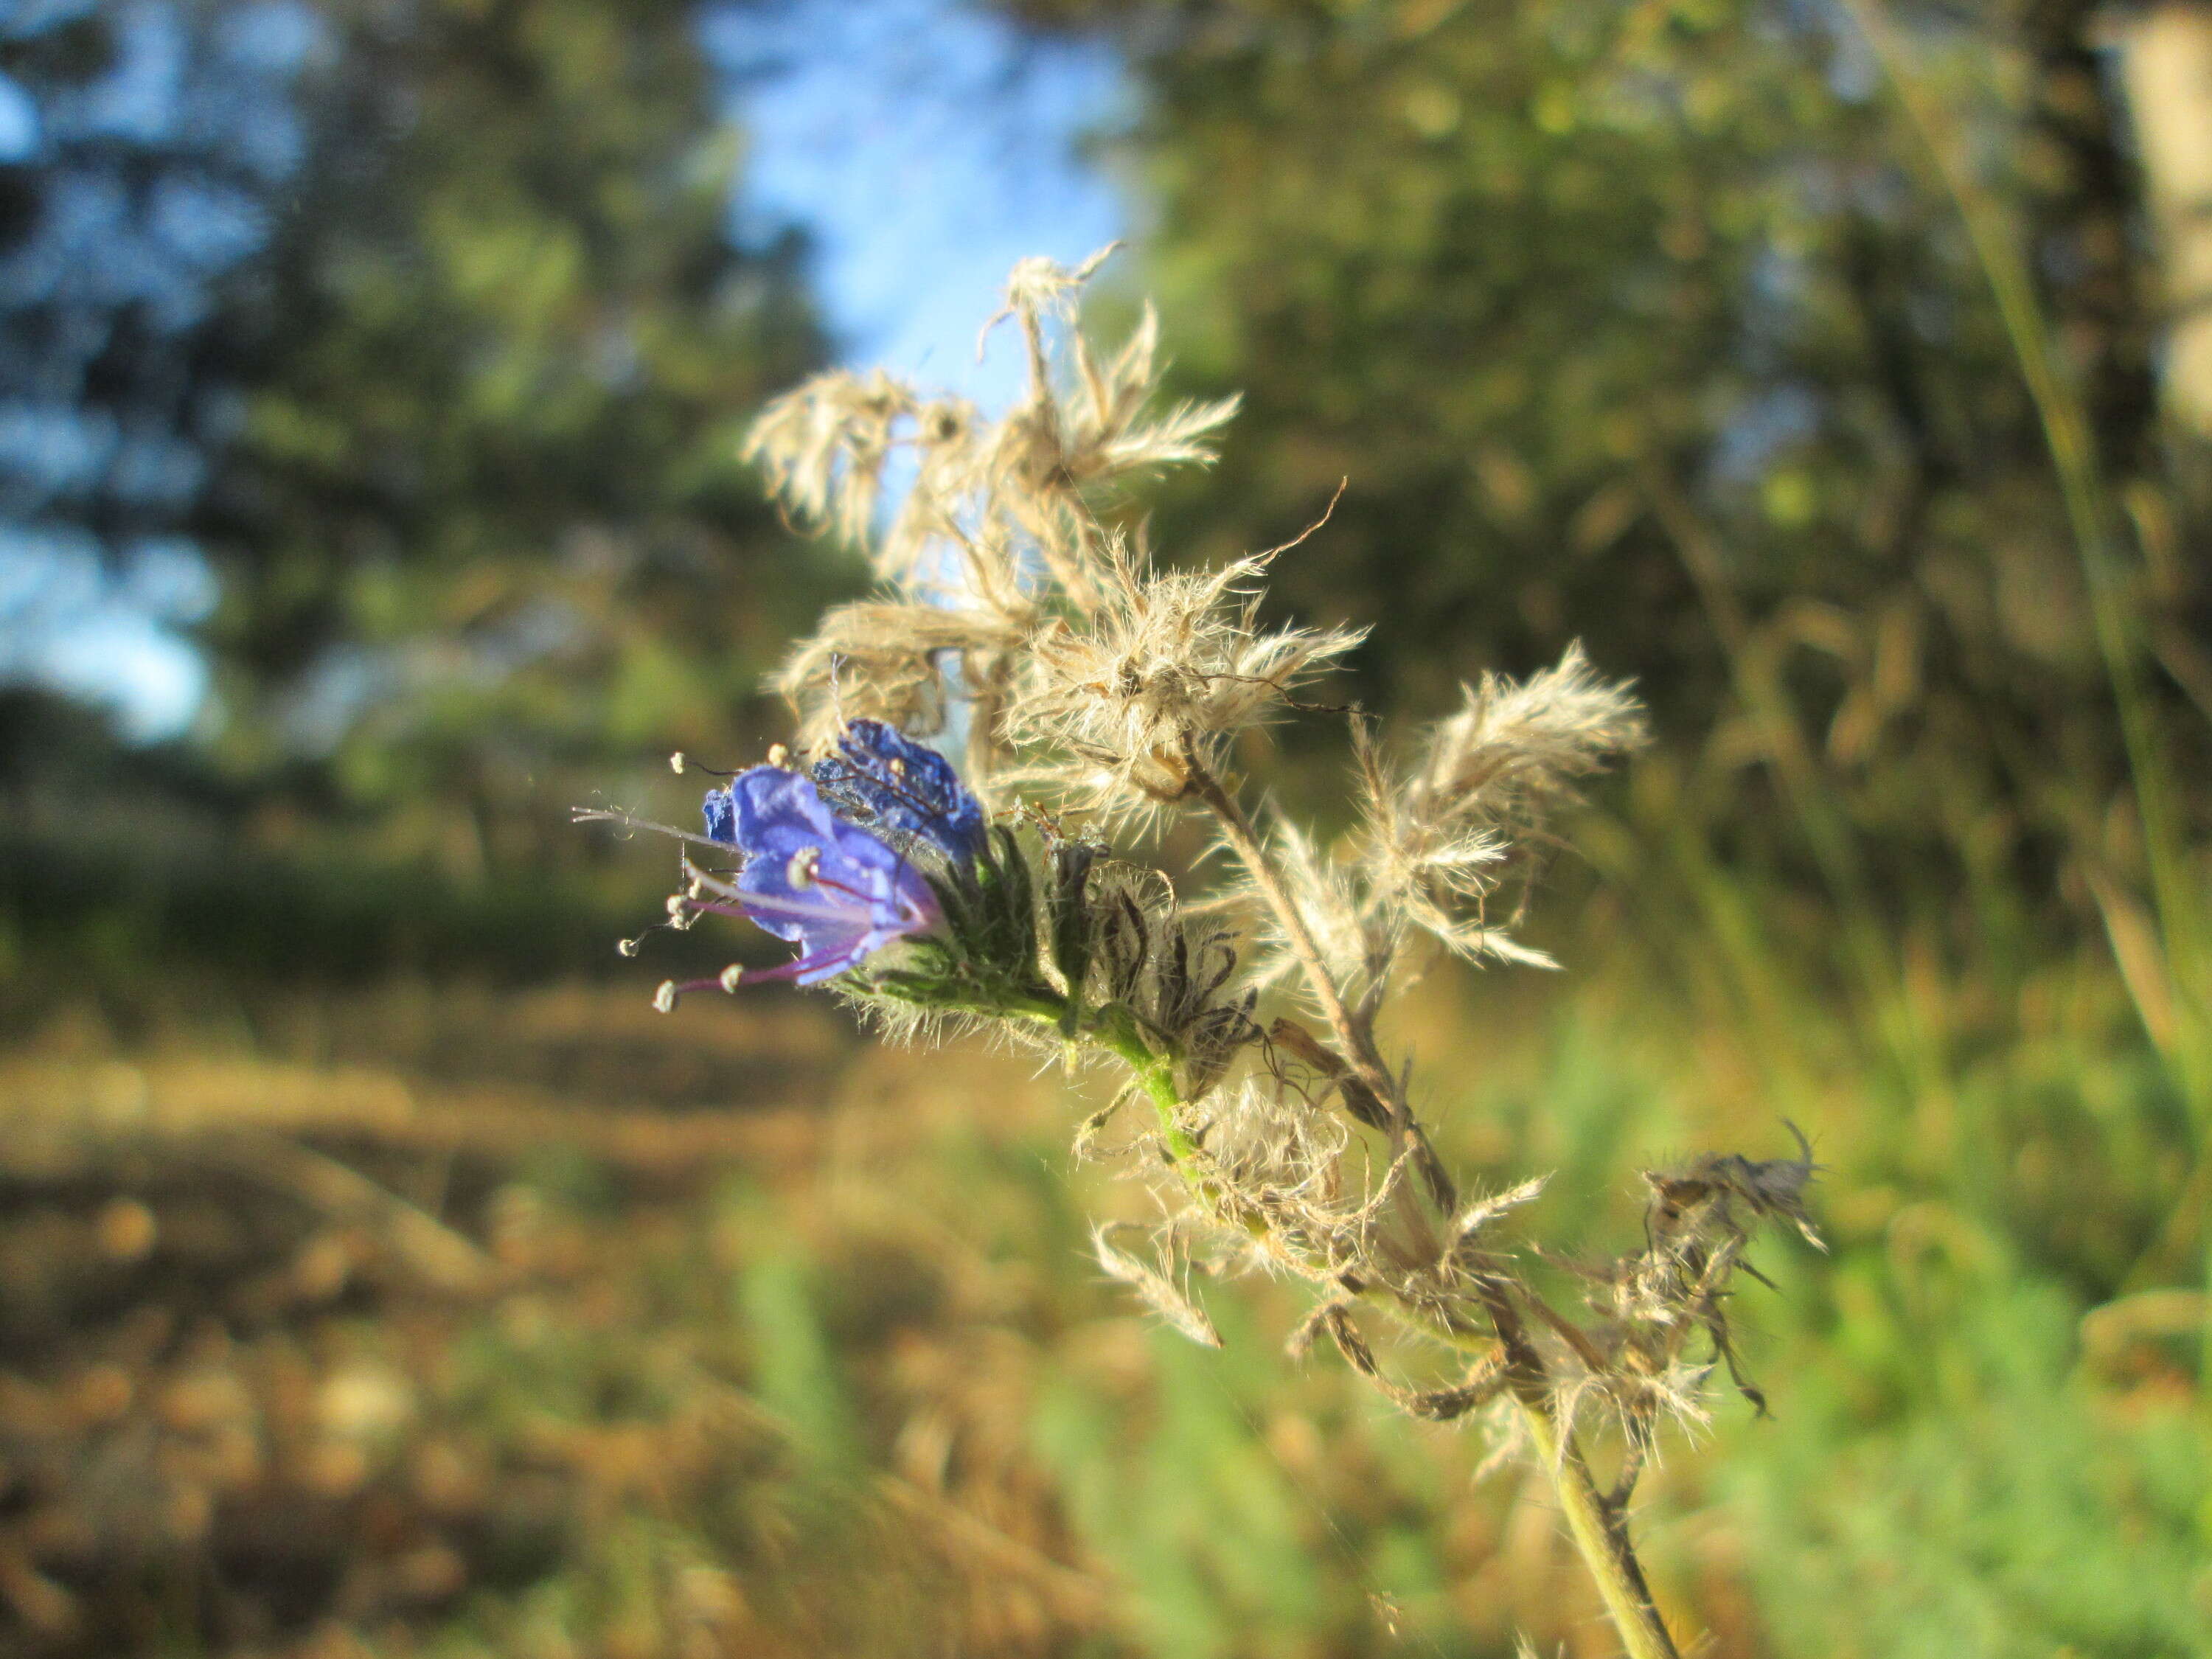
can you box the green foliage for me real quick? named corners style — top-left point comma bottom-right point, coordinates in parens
top-left (188, 0), bottom-right (839, 869)
top-left (738, 1242), bottom-right (865, 1473)
top-left (0, 1), bottom-right (300, 561)
top-left (1732, 1278), bottom-right (2212, 1658)
top-left (1034, 1323), bottom-right (1335, 1659)
top-left (1012, 0), bottom-right (2207, 959)
top-left (4, 1), bottom-right (846, 994)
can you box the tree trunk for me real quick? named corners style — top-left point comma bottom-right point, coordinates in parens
top-left (2113, 3), bottom-right (2212, 436)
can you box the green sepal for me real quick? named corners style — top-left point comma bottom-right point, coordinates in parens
top-left (1045, 837), bottom-right (1100, 1035)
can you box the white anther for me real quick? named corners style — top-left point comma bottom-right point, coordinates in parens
top-left (719, 964), bottom-right (744, 993)
top-left (766, 742), bottom-right (790, 769)
top-left (653, 981), bottom-right (678, 1013)
top-left (669, 751), bottom-right (687, 774)
top-left (617, 937), bottom-right (640, 958)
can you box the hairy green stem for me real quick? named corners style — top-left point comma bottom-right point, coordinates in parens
top-left (1517, 1385), bottom-right (1683, 1659)
top-left (1091, 1003), bottom-right (1201, 1166)
top-left (1175, 752), bottom-right (1684, 1652)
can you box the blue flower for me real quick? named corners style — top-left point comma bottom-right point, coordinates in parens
top-left (700, 765), bottom-right (941, 985)
top-left (809, 720), bottom-right (987, 862)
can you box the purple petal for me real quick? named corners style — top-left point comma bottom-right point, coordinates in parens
top-left (703, 787), bottom-right (738, 844)
top-left (811, 720), bottom-right (987, 860)
top-left (699, 762), bottom-right (943, 978)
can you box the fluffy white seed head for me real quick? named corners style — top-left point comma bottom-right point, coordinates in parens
top-left (1356, 643), bottom-right (1646, 968)
top-left (1003, 544), bottom-right (1364, 827)
top-left (745, 247), bottom-right (1247, 785)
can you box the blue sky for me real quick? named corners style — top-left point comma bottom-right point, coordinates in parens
top-left (1, 0), bottom-right (1128, 740)
top-left (711, 0), bottom-right (1127, 409)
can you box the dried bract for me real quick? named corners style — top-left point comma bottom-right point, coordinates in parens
top-left (742, 368), bottom-right (922, 553)
top-left (1006, 543), bottom-right (1364, 825)
top-left (1360, 642), bottom-right (1647, 968)
top-left (1093, 1225), bottom-right (1222, 1349)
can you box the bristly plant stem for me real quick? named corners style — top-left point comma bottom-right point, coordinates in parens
top-left (1513, 1371), bottom-right (1685, 1659)
top-left (1178, 740), bottom-right (1405, 1117)
top-left (925, 804), bottom-right (1683, 1659)
top-left (1175, 743), bottom-right (1686, 1659)
top-left (1091, 1003), bottom-right (1203, 1166)
top-left (1107, 1028), bottom-right (1684, 1659)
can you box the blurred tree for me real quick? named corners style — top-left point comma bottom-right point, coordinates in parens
top-left (3, 1), bottom-right (838, 989)
top-left (998, 0), bottom-right (2208, 952)
top-left (0, 1), bottom-right (302, 667)
top-left (188, 0), bottom-right (835, 875)
top-left (2113, 3), bottom-right (2212, 437)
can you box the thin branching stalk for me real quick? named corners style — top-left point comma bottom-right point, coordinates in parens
top-left (1179, 740), bottom-right (1404, 1113)
top-left (1176, 739), bottom-right (1683, 1659)
top-left (1512, 1377), bottom-right (1684, 1659)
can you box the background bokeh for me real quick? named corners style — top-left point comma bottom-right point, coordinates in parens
top-left (3, 1), bottom-right (2209, 1655)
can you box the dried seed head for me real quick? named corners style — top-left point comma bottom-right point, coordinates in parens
top-left (1203, 1074), bottom-right (1346, 1201)
top-left (778, 599), bottom-right (1027, 759)
top-left (1643, 1122), bottom-right (1823, 1255)
top-left (742, 366), bottom-right (919, 554)
top-left (1004, 543), bottom-right (1363, 827)
top-left (754, 248), bottom-right (1248, 786)
top-left (1353, 643), bottom-right (1646, 970)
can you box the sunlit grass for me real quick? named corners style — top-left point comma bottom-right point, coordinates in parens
top-left (5, 921), bottom-right (2201, 1657)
